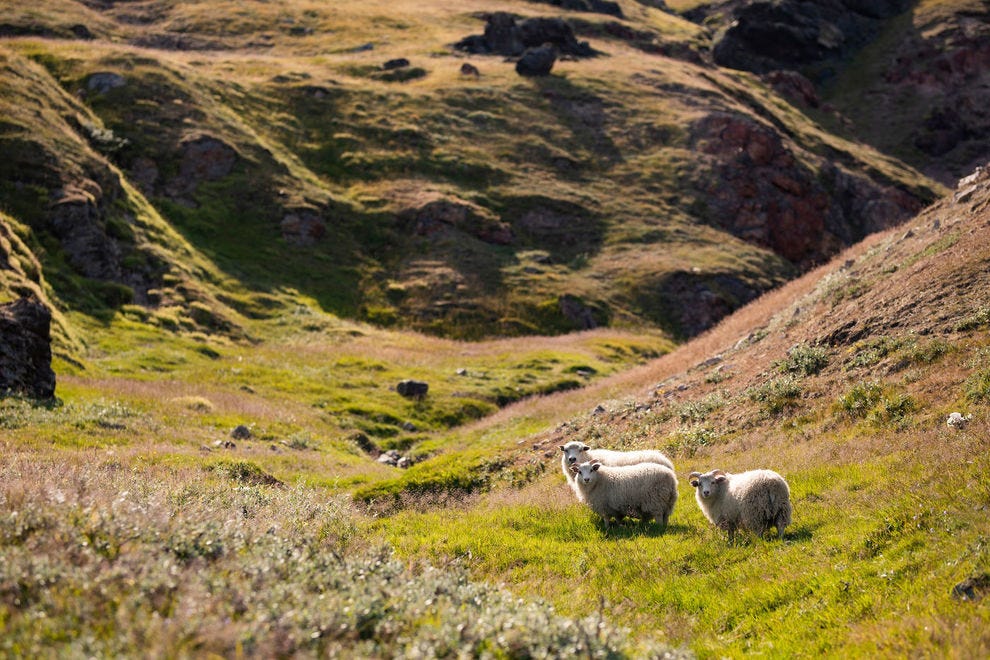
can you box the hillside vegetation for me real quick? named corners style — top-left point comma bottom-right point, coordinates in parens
top-left (2, 0), bottom-right (989, 657)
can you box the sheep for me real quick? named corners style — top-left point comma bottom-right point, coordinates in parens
top-left (559, 441), bottom-right (674, 485)
top-left (947, 412), bottom-right (973, 429)
top-left (688, 469), bottom-right (792, 543)
top-left (570, 460), bottom-right (678, 529)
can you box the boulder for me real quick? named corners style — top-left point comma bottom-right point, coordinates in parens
top-left (383, 58), bottom-right (410, 70)
top-left (86, 72), bottom-right (126, 95)
top-left (280, 209), bottom-right (327, 246)
top-left (396, 379), bottom-right (429, 398)
top-left (0, 296), bottom-right (56, 399)
top-left (516, 46), bottom-right (557, 77)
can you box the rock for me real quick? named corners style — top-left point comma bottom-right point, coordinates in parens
top-left (482, 12), bottom-right (525, 56)
top-left (397, 379), bottom-right (429, 398)
top-left (86, 72), bottom-right (126, 95)
top-left (559, 294), bottom-right (598, 330)
top-left (711, 0), bottom-right (912, 80)
top-left (456, 368), bottom-right (468, 376)
top-left (460, 62), bottom-right (480, 77)
top-left (0, 296), bottom-right (56, 399)
top-left (516, 46), bottom-right (557, 77)
top-left (397, 456), bottom-right (412, 469)
top-left (280, 209), bottom-right (327, 246)
top-left (231, 424), bottom-right (252, 440)
top-left (455, 13), bottom-right (594, 58)
top-left (48, 184), bottom-right (123, 280)
top-left (166, 133), bottom-right (238, 200)
top-left (952, 574), bottom-right (990, 602)
top-left (687, 111), bottom-right (922, 266)
top-left (213, 439), bottom-right (236, 449)
top-left (762, 70), bottom-right (820, 108)
top-left (398, 195), bottom-right (512, 245)
top-left (383, 58), bottom-right (410, 70)
top-left (401, 421), bottom-right (417, 432)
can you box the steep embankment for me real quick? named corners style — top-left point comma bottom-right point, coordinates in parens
top-left (0, 0), bottom-right (942, 344)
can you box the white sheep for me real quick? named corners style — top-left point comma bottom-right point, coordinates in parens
top-left (947, 412), bottom-right (972, 429)
top-left (559, 441), bottom-right (675, 485)
top-left (570, 460), bottom-right (678, 529)
top-left (688, 469), bottom-right (792, 542)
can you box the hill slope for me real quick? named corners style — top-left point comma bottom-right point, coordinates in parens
top-left (0, 0), bottom-right (947, 347)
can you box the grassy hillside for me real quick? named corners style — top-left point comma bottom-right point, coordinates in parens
top-left (0, 0), bottom-right (944, 346)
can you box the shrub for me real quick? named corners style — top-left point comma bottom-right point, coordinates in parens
top-left (957, 306), bottom-right (990, 332)
top-left (837, 383), bottom-right (884, 419)
top-left (964, 369), bottom-right (990, 403)
top-left (748, 376), bottom-right (802, 417)
top-left (775, 343), bottom-right (829, 376)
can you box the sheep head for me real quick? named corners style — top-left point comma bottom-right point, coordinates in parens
top-left (560, 441), bottom-right (591, 465)
top-left (572, 460), bottom-right (601, 483)
top-left (690, 469), bottom-right (727, 499)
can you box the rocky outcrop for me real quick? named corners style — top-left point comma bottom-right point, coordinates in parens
top-left (398, 196), bottom-right (513, 246)
top-left (688, 112), bottom-right (922, 266)
top-left (165, 133), bottom-right (238, 200)
top-left (0, 296), bottom-right (56, 399)
top-left (454, 13), bottom-right (595, 58)
top-left (48, 182), bottom-right (123, 281)
top-left (710, 0), bottom-right (913, 80)
top-left (280, 209), bottom-right (327, 246)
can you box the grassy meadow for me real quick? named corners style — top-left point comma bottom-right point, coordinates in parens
top-left (5, 185), bottom-right (990, 656)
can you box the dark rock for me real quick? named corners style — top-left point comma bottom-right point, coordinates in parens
top-left (712, 0), bottom-right (912, 80)
top-left (517, 46), bottom-right (558, 77)
top-left (280, 209), bottom-right (327, 246)
top-left (69, 24), bottom-right (94, 40)
top-left (396, 379), bottom-right (429, 398)
top-left (455, 13), bottom-right (594, 58)
top-left (559, 294), bottom-right (598, 330)
top-left (86, 72), bottom-right (126, 95)
top-left (166, 133), bottom-right (237, 199)
top-left (383, 58), bottom-right (410, 70)
top-left (0, 296), bottom-right (56, 399)
top-left (48, 184), bottom-right (123, 280)
top-left (399, 196), bottom-right (512, 245)
top-left (952, 574), bottom-right (990, 602)
top-left (484, 12), bottom-right (525, 56)
top-left (762, 70), bottom-right (820, 108)
top-left (231, 424), bottom-right (252, 440)
top-left (460, 62), bottom-right (481, 77)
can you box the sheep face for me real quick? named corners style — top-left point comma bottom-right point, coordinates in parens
top-left (689, 470), bottom-right (727, 500)
top-left (570, 460), bottom-right (601, 484)
top-left (560, 441), bottom-right (591, 466)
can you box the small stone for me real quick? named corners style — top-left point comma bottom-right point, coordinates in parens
top-left (231, 424), bottom-right (252, 440)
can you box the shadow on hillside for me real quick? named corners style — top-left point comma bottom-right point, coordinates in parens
top-left (596, 520), bottom-right (691, 538)
top-left (528, 75), bottom-right (624, 167)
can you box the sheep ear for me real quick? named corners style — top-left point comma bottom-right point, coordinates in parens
top-left (714, 475), bottom-right (727, 483)
top-left (591, 463), bottom-right (601, 471)
top-left (689, 479), bottom-right (699, 488)
top-left (559, 445), bottom-right (566, 452)
top-left (582, 445), bottom-right (590, 452)
top-left (570, 465), bottom-right (580, 474)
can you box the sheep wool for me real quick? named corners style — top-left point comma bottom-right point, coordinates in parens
top-left (559, 441), bottom-right (675, 490)
top-left (570, 460), bottom-right (678, 529)
top-left (689, 469), bottom-right (792, 542)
